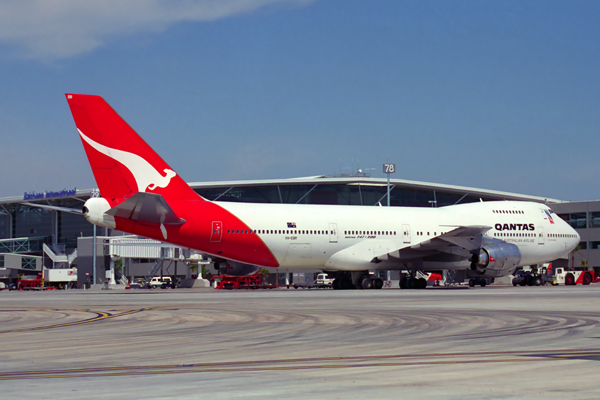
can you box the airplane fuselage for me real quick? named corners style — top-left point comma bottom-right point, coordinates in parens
top-left (207, 200), bottom-right (578, 276)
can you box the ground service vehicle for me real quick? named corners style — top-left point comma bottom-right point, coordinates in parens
top-left (58, 94), bottom-right (580, 291)
top-left (552, 267), bottom-right (598, 286)
top-left (292, 273), bottom-right (338, 289)
top-left (148, 277), bottom-right (172, 289)
top-left (211, 272), bottom-right (273, 289)
top-left (315, 273), bottom-right (334, 288)
top-left (512, 270), bottom-right (543, 286)
top-left (468, 277), bottom-right (489, 287)
top-left (17, 274), bottom-right (57, 290)
top-left (512, 263), bottom-right (599, 286)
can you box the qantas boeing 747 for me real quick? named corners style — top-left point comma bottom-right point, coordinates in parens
top-left (65, 94), bottom-right (580, 289)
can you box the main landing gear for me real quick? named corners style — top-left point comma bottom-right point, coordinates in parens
top-left (399, 275), bottom-right (427, 289)
top-left (331, 272), bottom-right (383, 290)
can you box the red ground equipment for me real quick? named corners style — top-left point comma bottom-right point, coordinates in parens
top-left (211, 272), bottom-right (276, 290)
top-left (17, 273), bottom-right (57, 290)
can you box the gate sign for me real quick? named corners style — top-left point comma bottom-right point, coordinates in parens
top-left (383, 164), bottom-right (396, 174)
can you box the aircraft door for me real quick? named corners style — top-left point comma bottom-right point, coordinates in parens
top-left (210, 221), bottom-right (223, 242)
top-left (402, 224), bottom-right (411, 244)
top-left (329, 223), bottom-right (338, 243)
top-left (538, 227), bottom-right (545, 245)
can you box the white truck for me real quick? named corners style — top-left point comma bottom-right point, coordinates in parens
top-left (291, 273), bottom-right (334, 289)
top-left (148, 277), bottom-right (173, 289)
top-left (315, 273), bottom-right (335, 288)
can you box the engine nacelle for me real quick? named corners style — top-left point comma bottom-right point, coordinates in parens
top-left (473, 242), bottom-right (521, 277)
top-left (82, 198), bottom-right (116, 229)
top-left (216, 261), bottom-right (260, 276)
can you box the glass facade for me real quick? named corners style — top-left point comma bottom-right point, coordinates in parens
top-left (0, 181), bottom-right (542, 254)
top-left (14, 206), bottom-right (53, 238)
top-left (0, 199), bottom-right (103, 249)
top-left (21, 256), bottom-right (37, 270)
top-left (59, 213), bottom-right (96, 248)
top-left (195, 184), bottom-right (497, 207)
top-left (558, 212), bottom-right (587, 229)
top-left (590, 241), bottom-right (600, 250)
top-left (0, 211), bottom-right (9, 239)
top-left (589, 212), bottom-right (600, 228)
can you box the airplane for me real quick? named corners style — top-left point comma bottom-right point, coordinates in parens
top-left (65, 93), bottom-right (580, 290)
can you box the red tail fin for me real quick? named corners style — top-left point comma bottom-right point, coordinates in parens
top-left (66, 94), bottom-right (200, 202)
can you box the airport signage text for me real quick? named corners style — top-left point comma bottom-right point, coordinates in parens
top-left (23, 188), bottom-right (77, 200)
top-left (383, 164), bottom-right (396, 174)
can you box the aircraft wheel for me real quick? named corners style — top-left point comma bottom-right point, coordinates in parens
top-left (480, 280), bottom-right (486, 287)
top-left (373, 278), bottom-right (383, 289)
top-left (407, 278), bottom-right (418, 289)
top-left (582, 273), bottom-right (592, 285)
top-left (400, 277), bottom-right (408, 289)
top-left (341, 278), bottom-right (354, 290)
top-left (361, 278), bottom-right (373, 290)
top-left (418, 278), bottom-right (427, 289)
top-left (332, 279), bottom-right (340, 290)
top-left (533, 277), bottom-right (541, 286)
top-left (468, 279), bottom-right (475, 287)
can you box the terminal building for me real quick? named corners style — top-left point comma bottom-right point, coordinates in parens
top-left (0, 175), bottom-right (597, 288)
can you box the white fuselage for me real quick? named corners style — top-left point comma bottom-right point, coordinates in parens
top-left (216, 200), bottom-right (579, 276)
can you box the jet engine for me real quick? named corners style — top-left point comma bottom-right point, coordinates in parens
top-left (471, 242), bottom-right (521, 277)
top-left (215, 260), bottom-right (260, 276)
top-left (82, 198), bottom-right (116, 229)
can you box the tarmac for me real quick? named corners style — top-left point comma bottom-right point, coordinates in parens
top-left (1, 285), bottom-right (599, 399)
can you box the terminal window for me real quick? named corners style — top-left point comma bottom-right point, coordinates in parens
top-left (589, 212), bottom-right (600, 228)
top-left (590, 242), bottom-right (600, 250)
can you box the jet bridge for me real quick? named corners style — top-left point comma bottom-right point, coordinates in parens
top-left (105, 236), bottom-right (209, 287)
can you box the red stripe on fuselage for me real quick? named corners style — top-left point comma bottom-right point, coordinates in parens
top-left (114, 200), bottom-right (279, 268)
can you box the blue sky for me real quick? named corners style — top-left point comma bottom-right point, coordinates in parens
top-left (0, 0), bottom-right (598, 201)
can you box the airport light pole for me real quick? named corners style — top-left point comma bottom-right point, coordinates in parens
top-left (383, 162), bottom-right (395, 207)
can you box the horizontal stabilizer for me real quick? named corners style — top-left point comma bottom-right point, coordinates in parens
top-left (106, 192), bottom-right (185, 226)
top-left (22, 203), bottom-right (83, 215)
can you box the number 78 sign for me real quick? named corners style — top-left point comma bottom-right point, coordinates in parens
top-left (383, 164), bottom-right (396, 174)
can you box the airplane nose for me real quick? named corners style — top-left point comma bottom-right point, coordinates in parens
top-left (572, 227), bottom-right (581, 248)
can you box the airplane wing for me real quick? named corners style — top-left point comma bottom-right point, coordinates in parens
top-left (106, 192), bottom-right (185, 225)
top-left (374, 225), bottom-right (492, 262)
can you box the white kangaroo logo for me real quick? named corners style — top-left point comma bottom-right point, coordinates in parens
top-left (79, 129), bottom-right (176, 193)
